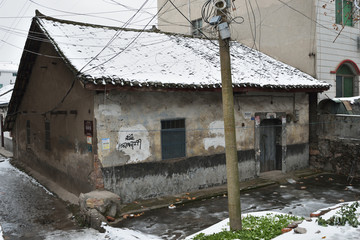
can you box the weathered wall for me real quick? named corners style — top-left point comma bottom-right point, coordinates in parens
top-left (310, 114), bottom-right (360, 177)
top-left (13, 42), bottom-right (95, 195)
top-left (317, 114), bottom-right (360, 139)
top-left (95, 90), bottom-right (310, 202)
top-left (102, 150), bottom-right (255, 203)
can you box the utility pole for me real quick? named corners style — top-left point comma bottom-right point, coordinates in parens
top-left (216, 2), bottom-right (242, 231)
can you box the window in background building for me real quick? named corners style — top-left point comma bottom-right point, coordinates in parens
top-left (45, 121), bottom-right (51, 150)
top-left (336, 64), bottom-right (354, 97)
top-left (191, 18), bottom-right (202, 37)
top-left (226, 0), bottom-right (231, 8)
top-left (336, 0), bottom-right (353, 26)
top-left (26, 120), bottom-right (31, 145)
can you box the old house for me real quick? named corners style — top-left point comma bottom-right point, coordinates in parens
top-left (157, 0), bottom-right (360, 100)
top-left (5, 11), bottom-right (329, 203)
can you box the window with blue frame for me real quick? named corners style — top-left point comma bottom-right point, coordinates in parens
top-left (161, 119), bottom-right (186, 160)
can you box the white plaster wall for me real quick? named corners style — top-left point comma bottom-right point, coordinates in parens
top-left (116, 124), bottom-right (151, 163)
top-left (316, 0), bottom-right (360, 100)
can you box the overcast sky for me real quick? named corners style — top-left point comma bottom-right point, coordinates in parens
top-left (0, 0), bottom-right (158, 64)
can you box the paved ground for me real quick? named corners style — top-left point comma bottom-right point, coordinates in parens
top-left (0, 157), bottom-right (80, 240)
top-left (115, 173), bottom-right (360, 239)
top-left (1, 147), bottom-right (360, 239)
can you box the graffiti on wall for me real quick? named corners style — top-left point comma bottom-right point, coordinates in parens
top-left (118, 134), bottom-right (142, 150)
top-left (116, 124), bottom-right (151, 163)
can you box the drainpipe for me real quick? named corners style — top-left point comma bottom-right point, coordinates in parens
top-left (1, 115), bottom-right (4, 148)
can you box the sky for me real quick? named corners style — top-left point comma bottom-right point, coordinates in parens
top-left (0, 0), bottom-right (158, 65)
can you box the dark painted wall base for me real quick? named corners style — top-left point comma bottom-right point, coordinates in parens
top-left (102, 144), bottom-right (309, 203)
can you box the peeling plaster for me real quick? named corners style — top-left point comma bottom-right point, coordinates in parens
top-left (98, 103), bottom-right (121, 116)
top-left (203, 121), bottom-right (225, 150)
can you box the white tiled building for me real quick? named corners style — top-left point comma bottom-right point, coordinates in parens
top-left (0, 62), bottom-right (18, 88)
top-left (157, 0), bottom-right (360, 100)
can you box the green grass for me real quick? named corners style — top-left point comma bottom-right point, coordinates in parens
top-left (192, 213), bottom-right (302, 240)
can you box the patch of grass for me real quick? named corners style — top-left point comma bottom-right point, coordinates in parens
top-left (317, 201), bottom-right (360, 228)
top-left (193, 213), bottom-right (302, 240)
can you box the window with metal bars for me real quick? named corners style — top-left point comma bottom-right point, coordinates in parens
top-left (45, 121), bottom-right (51, 150)
top-left (191, 18), bottom-right (202, 37)
top-left (26, 120), bottom-right (30, 145)
top-left (161, 119), bottom-right (186, 160)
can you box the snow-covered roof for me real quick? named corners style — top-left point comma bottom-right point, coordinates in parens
top-left (0, 62), bottom-right (18, 73)
top-left (35, 14), bottom-right (329, 91)
top-left (0, 84), bottom-right (13, 106)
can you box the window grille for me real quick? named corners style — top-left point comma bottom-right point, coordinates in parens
top-left (161, 119), bottom-right (186, 160)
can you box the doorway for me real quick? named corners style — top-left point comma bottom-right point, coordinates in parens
top-left (260, 119), bottom-right (282, 172)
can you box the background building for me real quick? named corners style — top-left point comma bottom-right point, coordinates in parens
top-left (0, 62), bottom-right (17, 88)
top-left (157, 0), bottom-right (360, 99)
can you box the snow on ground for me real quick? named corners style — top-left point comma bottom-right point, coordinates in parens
top-left (44, 223), bottom-right (161, 240)
top-left (0, 224), bottom-right (3, 240)
top-left (0, 157), bottom-right (161, 240)
top-left (2, 157), bottom-right (360, 239)
top-left (186, 202), bottom-right (360, 240)
top-left (0, 157), bottom-right (53, 195)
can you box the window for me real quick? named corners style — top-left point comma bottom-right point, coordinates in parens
top-left (191, 18), bottom-right (202, 37)
top-left (336, 0), bottom-right (353, 26)
top-left (45, 121), bottom-right (51, 150)
top-left (26, 120), bottom-right (30, 144)
top-left (226, 0), bottom-right (231, 8)
top-left (336, 64), bottom-right (354, 97)
top-left (161, 119), bottom-right (186, 160)
top-left (12, 72), bottom-right (17, 77)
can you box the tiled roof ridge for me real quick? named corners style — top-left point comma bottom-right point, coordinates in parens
top-left (34, 10), bottom-right (213, 41)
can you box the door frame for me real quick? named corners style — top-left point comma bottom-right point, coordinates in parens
top-left (254, 112), bottom-right (287, 176)
top-left (259, 118), bottom-right (282, 172)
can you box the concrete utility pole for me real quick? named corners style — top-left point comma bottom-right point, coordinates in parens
top-left (217, 4), bottom-right (242, 231)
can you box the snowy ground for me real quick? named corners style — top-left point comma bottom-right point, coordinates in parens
top-left (186, 202), bottom-right (360, 240)
top-left (44, 224), bottom-right (162, 240)
top-left (2, 156), bottom-right (360, 239)
top-left (0, 158), bottom-right (161, 240)
top-left (0, 224), bottom-right (3, 240)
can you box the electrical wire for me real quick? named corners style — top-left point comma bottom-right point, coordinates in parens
top-left (169, 0), bottom-right (218, 46)
top-left (77, 0), bottom-right (151, 73)
top-left (80, 0), bottom-right (171, 75)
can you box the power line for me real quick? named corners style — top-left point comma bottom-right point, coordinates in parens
top-left (168, 0), bottom-right (218, 46)
top-left (77, 0), bottom-right (152, 73)
top-left (80, 0), bottom-right (171, 74)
